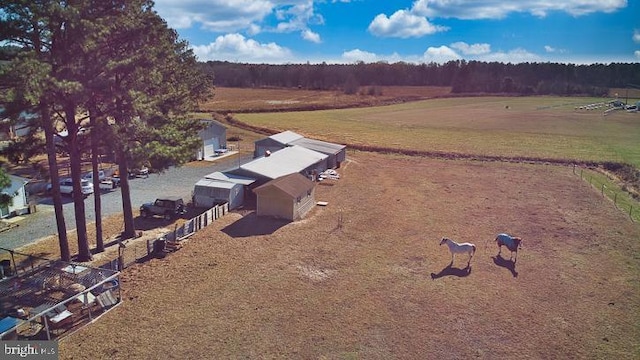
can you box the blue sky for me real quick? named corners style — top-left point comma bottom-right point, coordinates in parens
top-left (153, 0), bottom-right (640, 64)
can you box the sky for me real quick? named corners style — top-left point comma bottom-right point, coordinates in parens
top-left (152, 0), bottom-right (640, 65)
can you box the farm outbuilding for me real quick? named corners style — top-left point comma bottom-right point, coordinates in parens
top-left (197, 120), bottom-right (227, 160)
top-left (193, 172), bottom-right (255, 210)
top-left (253, 173), bottom-right (316, 221)
top-left (253, 130), bottom-right (303, 158)
top-left (233, 145), bottom-right (328, 184)
top-left (1, 175), bottom-right (30, 219)
top-left (253, 130), bottom-right (346, 168)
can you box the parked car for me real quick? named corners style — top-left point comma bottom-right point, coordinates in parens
top-left (140, 196), bottom-right (186, 219)
top-left (47, 178), bottom-right (94, 197)
top-left (129, 167), bottom-right (149, 179)
top-left (82, 170), bottom-right (106, 182)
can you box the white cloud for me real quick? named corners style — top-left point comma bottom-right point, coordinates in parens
top-left (633, 29), bottom-right (640, 43)
top-left (154, 0), bottom-right (324, 41)
top-left (342, 49), bottom-right (379, 63)
top-left (154, 0), bottom-right (274, 31)
top-left (422, 46), bottom-right (461, 63)
top-left (450, 42), bottom-right (491, 55)
top-left (635, 50), bottom-right (640, 59)
top-left (302, 29), bottom-right (322, 43)
top-left (544, 45), bottom-right (567, 54)
top-left (368, 10), bottom-right (448, 38)
top-left (411, 0), bottom-right (627, 19)
top-left (191, 33), bottom-right (293, 63)
top-left (477, 48), bottom-right (541, 63)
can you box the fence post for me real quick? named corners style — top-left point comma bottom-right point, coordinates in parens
top-left (580, 169), bottom-right (583, 179)
top-left (573, 164), bottom-right (576, 175)
top-left (614, 193), bottom-right (618, 208)
top-left (631, 205), bottom-right (634, 220)
top-left (601, 184), bottom-right (605, 196)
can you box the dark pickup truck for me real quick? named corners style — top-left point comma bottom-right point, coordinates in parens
top-left (140, 197), bottom-right (186, 220)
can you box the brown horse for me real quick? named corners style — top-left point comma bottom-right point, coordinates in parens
top-left (494, 233), bottom-right (522, 262)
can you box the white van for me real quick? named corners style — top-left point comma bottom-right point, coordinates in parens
top-left (59, 178), bottom-right (94, 197)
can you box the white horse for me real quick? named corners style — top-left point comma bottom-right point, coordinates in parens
top-left (439, 237), bottom-right (476, 266)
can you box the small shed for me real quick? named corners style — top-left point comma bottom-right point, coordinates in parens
top-left (193, 172), bottom-right (255, 210)
top-left (197, 120), bottom-right (227, 160)
top-left (1, 175), bottom-right (29, 219)
top-left (253, 173), bottom-right (316, 221)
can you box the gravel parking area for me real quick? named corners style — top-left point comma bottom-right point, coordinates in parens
top-left (0, 154), bottom-right (253, 250)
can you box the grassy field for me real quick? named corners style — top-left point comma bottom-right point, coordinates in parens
top-left (234, 96), bottom-right (640, 167)
top-left (59, 153), bottom-right (640, 359)
top-left (6, 87), bottom-right (638, 358)
top-left (198, 86), bottom-right (452, 113)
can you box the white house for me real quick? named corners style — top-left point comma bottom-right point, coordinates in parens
top-left (1, 175), bottom-right (30, 218)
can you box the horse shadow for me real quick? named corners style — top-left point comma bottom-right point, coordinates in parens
top-left (492, 254), bottom-right (518, 278)
top-left (430, 263), bottom-right (472, 280)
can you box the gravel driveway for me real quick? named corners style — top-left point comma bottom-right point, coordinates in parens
top-left (0, 154), bottom-right (253, 250)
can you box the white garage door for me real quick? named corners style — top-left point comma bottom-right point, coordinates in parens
top-left (203, 138), bottom-right (219, 159)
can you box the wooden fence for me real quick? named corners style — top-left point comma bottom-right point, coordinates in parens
top-left (107, 202), bottom-right (229, 271)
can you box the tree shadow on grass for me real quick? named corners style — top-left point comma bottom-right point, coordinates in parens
top-left (221, 211), bottom-right (290, 238)
top-left (492, 254), bottom-right (518, 278)
top-left (430, 263), bottom-right (472, 280)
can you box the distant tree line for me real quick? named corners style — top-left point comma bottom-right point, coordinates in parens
top-left (200, 60), bottom-right (640, 96)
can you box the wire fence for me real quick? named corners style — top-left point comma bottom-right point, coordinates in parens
top-left (573, 165), bottom-right (639, 222)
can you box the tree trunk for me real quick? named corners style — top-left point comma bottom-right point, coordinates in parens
top-left (65, 101), bottom-right (92, 262)
top-left (41, 103), bottom-right (70, 261)
top-left (117, 153), bottom-right (136, 239)
top-left (89, 108), bottom-right (104, 253)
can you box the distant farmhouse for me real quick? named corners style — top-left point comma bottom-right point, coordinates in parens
top-left (0, 108), bottom-right (36, 141)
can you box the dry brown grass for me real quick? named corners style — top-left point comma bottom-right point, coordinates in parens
top-left (198, 86), bottom-right (452, 113)
top-left (58, 152), bottom-right (640, 359)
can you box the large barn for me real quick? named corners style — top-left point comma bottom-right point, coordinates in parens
top-left (253, 173), bottom-right (316, 221)
top-left (254, 130), bottom-right (346, 168)
top-left (232, 145), bottom-right (328, 184)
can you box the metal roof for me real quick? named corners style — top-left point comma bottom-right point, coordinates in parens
top-left (4, 175), bottom-right (29, 194)
top-left (253, 173), bottom-right (314, 198)
top-left (240, 145), bottom-right (328, 180)
top-left (195, 178), bottom-right (237, 190)
top-left (289, 137), bottom-right (346, 155)
top-left (269, 130), bottom-right (304, 144)
top-left (203, 171), bottom-right (256, 185)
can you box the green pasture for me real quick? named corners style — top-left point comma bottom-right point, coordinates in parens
top-left (234, 96), bottom-right (640, 167)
